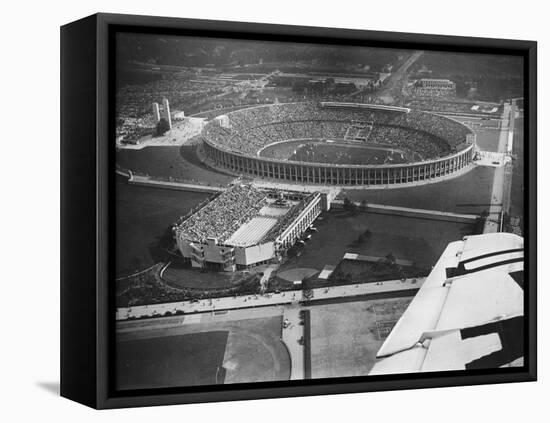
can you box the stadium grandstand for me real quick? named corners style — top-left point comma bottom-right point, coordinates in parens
top-left (173, 183), bottom-right (322, 271)
top-left (201, 102), bottom-right (476, 186)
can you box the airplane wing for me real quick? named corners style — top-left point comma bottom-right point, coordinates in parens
top-left (370, 233), bottom-right (524, 375)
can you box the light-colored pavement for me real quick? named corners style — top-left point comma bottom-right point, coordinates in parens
top-left (333, 200), bottom-right (478, 222)
top-left (378, 51), bottom-right (423, 104)
top-left (116, 277), bottom-right (425, 321)
top-left (475, 151), bottom-right (508, 167)
top-left (484, 103), bottom-right (514, 233)
top-left (117, 120), bottom-right (203, 150)
top-left (281, 305), bottom-right (304, 380)
top-left (259, 265), bottom-right (276, 292)
top-left (117, 305), bottom-right (285, 333)
top-left (128, 174), bottom-right (225, 193)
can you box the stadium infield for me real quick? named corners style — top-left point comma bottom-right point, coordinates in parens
top-left (289, 142), bottom-right (410, 165)
top-left (259, 139), bottom-right (414, 165)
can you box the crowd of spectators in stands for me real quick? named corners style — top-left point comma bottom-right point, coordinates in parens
top-left (412, 87), bottom-right (455, 98)
top-left (203, 102), bottom-right (472, 160)
top-left (174, 184), bottom-right (267, 243)
top-left (369, 126), bottom-right (448, 159)
top-left (406, 99), bottom-right (503, 116)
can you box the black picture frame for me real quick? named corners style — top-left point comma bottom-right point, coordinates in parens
top-left (60, 12), bottom-right (537, 409)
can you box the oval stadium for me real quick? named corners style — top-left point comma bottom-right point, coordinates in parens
top-left (200, 102), bottom-right (476, 186)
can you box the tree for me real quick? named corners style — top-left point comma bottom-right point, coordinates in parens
top-left (358, 229), bottom-right (372, 244)
top-left (156, 118), bottom-right (170, 136)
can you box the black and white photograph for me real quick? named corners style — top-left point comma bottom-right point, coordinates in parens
top-left (2, 0), bottom-right (547, 419)
top-left (113, 31), bottom-right (528, 390)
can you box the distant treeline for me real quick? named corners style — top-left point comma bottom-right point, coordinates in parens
top-left (116, 33), bottom-right (404, 72)
top-left (410, 51), bottom-right (524, 102)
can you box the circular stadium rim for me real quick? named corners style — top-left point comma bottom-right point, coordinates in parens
top-left (200, 102), bottom-right (476, 187)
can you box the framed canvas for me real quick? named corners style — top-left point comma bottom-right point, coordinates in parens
top-left (60, 13), bottom-right (537, 409)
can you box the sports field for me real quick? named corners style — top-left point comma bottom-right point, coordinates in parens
top-left (116, 331), bottom-right (229, 390)
top-left (307, 296), bottom-right (413, 379)
top-left (289, 142), bottom-right (410, 165)
top-left (116, 312), bottom-right (290, 389)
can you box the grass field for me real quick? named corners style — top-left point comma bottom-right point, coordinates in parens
top-left (307, 297), bottom-right (412, 379)
top-left (116, 145), bottom-right (233, 187)
top-left (161, 261), bottom-right (254, 290)
top-left (115, 143), bottom-right (231, 278)
top-left (116, 177), bottom-right (212, 277)
top-left (116, 312), bottom-right (290, 389)
top-left (340, 165), bottom-right (495, 214)
top-left (279, 210), bottom-right (473, 277)
top-left (289, 142), bottom-right (409, 165)
top-left (116, 331), bottom-right (229, 390)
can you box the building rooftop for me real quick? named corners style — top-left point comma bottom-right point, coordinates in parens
top-left (226, 216), bottom-right (279, 246)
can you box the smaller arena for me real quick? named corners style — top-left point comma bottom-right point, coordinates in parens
top-left (174, 183), bottom-right (323, 271)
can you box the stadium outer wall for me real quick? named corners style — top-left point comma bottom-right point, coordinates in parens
top-left (202, 140), bottom-right (475, 187)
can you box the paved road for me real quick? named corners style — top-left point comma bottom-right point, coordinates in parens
top-left (282, 305), bottom-right (305, 380)
top-left (116, 277), bottom-right (425, 321)
top-left (484, 103), bottom-right (514, 233)
top-left (378, 51), bottom-right (423, 104)
top-left (117, 306), bottom-right (285, 333)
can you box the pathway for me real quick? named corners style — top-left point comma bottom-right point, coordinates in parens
top-left (128, 174), bottom-right (225, 193)
top-left (282, 305), bottom-right (304, 380)
top-left (484, 103), bottom-right (514, 233)
top-left (116, 277), bottom-right (425, 321)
